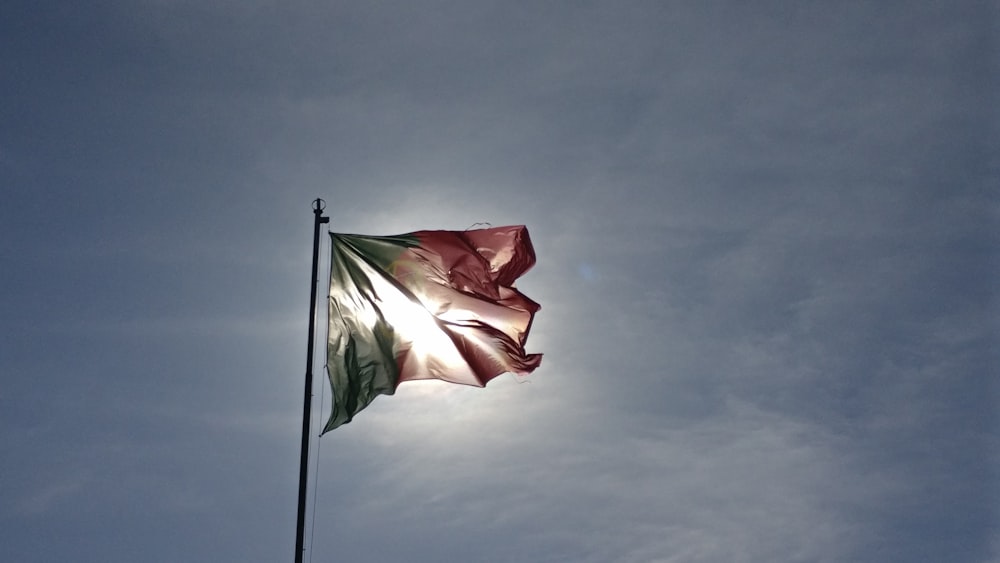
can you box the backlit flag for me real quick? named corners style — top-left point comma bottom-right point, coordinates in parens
top-left (323, 225), bottom-right (542, 433)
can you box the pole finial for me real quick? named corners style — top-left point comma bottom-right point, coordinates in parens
top-left (312, 198), bottom-right (326, 212)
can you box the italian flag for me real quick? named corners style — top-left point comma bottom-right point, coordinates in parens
top-left (324, 225), bottom-right (542, 433)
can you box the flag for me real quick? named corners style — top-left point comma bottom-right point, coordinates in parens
top-left (323, 225), bottom-right (542, 433)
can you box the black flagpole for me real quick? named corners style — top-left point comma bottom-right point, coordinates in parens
top-left (296, 199), bottom-right (328, 563)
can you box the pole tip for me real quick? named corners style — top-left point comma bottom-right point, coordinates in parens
top-left (312, 198), bottom-right (326, 212)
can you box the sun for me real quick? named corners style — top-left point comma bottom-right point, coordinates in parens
top-left (363, 268), bottom-right (470, 380)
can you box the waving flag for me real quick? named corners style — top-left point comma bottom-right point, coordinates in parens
top-left (323, 225), bottom-right (541, 433)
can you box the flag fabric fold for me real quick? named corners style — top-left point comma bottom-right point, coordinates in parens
top-left (323, 225), bottom-right (541, 433)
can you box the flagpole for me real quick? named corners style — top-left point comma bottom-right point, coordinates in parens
top-left (296, 199), bottom-right (328, 563)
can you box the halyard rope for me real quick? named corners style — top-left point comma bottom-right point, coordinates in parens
top-left (307, 224), bottom-right (330, 563)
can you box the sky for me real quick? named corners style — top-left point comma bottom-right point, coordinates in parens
top-left (1, 1), bottom-right (997, 562)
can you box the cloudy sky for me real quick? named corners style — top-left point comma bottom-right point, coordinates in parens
top-left (2, 1), bottom-right (997, 562)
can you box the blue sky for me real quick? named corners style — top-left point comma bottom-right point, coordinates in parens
top-left (1, 1), bottom-right (997, 562)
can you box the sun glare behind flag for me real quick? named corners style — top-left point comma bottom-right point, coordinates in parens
top-left (323, 225), bottom-right (542, 433)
